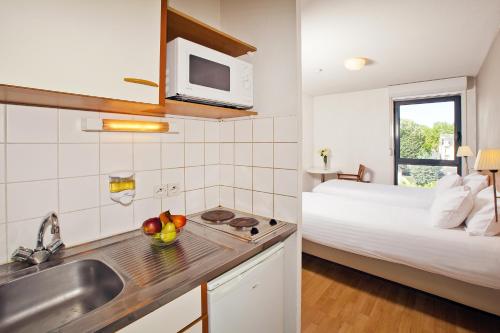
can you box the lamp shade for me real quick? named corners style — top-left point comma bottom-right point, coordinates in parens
top-left (474, 149), bottom-right (500, 171)
top-left (457, 146), bottom-right (473, 157)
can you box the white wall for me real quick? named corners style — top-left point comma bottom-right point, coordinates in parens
top-left (312, 88), bottom-right (393, 184)
top-left (169, 0), bottom-right (221, 29)
top-left (220, 0), bottom-right (299, 116)
top-left (477, 31), bottom-right (500, 149)
top-left (302, 94), bottom-right (315, 190)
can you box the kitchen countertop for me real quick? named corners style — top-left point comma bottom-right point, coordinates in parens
top-left (0, 218), bottom-right (297, 332)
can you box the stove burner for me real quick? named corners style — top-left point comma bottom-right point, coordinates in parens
top-left (229, 217), bottom-right (259, 228)
top-left (201, 210), bottom-right (235, 223)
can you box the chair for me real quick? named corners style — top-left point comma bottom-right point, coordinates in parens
top-left (337, 164), bottom-right (369, 182)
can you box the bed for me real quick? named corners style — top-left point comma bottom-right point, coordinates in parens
top-left (302, 190), bottom-right (500, 316)
top-left (312, 179), bottom-right (435, 208)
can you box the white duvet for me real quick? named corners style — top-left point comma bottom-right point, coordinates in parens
top-left (302, 192), bottom-right (500, 290)
top-left (313, 179), bottom-right (435, 209)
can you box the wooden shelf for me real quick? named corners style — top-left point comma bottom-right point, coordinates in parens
top-left (164, 99), bottom-right (256, 119)
top-left (167, 7), bottom-right (257, 57)
top-left (0, 84), bottom-right (256, 119)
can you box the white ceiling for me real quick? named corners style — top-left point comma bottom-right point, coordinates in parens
top-left (301, 0), bottom-right (500, 96)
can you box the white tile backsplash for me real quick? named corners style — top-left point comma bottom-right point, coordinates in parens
top-left (253, 143), bottom-right (273, 168)
top-left (59, 176), bottom-right (99, 213)
top-left (205, 165), bottom-right (220, 187)
top-left (6, 105), bottom-right (58, 143)
top-left (0, 185), bottom-right (5, 223)
top-left (253, 191), bottom-right (273, 218)
top-left (235, 120), bottom-right (252, 142)
top-left (162, 118), bottom-right (184, 143)
top-left (162, 143), bottom-right (184, 168)
top-left (0, 104), bottom-right (5, 143)
top-left (274, 116), bottom-right (297, 142)
top-left (7, 180), bottom-right (58, 222)
top-left (133, 198), bottom-right (161, 228)
top-left (253, 117), bottom-right (273, 142)
top-left (133, 143), bottom-right (161, 171)
top-left (235, 188), bottom-right (252, 213)
top-left (204, 143), bottom-right (220, 165)
top-left (162, 168), bottom-right (184, 192)
top-left (0, 105), bottom-right (300, 264)
top-left (100, 204), bottom-right (134, 237)
top-left (205, 186), bottom-right (220, 209)
top-left (235, 166), bottom-right (252, 190)
top-left (219, 165), bottom-right (234, 186)
top-left (100, 143), bottom-right (133, 174)
top-left (274, 169), bottom-right (298, 197)
top-left (134, 170), bottom-right (162, 200)
top-left (185, 120), bottom-right (204, 142)
top-left (220, 186), bottom-right (234, 208)
top-left (185, 189), bottom-right (205, 214)
top-left (220, 121), bottom-right (234, 142)
top-left (7, 144), bottom-right (57, 182)
top-left (235, 143), bottom-right (252, 166)
top-left (274, 143), bottom-right (297, 169)
top-left (59, 144), bottom-right (99, 178)
top-left (59, 110), bottom-right (99, 143)
top-left (185, 166), bottom-right (204, 190)
top-left (220, 143), bottom-right (234, 164)
top-left (162, 192), bottom-right (185, 215)
top-left (59, 208), bottom-right (100, 247)
top-left (253, 167), bottom-right (273, 193)
top-left (185, 143), bottom-right (204, 166)
top-left (204, 121), bottom-right (220, 142)
top-left (0, 145), bottom-right (5, 183)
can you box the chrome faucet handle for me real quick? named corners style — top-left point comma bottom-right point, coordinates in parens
top-left (11, 246), bottom-right (34, 262)
top-left (11, 212), bottom-right (64, 265)
top-left (36, 212), bottom-right (62, 251)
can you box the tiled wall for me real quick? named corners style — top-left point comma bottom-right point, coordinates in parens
top-left (218, 115), bottom-right (298, 224)
top-left (0, 104), bottom-right (221, 263)
top-left (0, 104), bottom-right (298, 264)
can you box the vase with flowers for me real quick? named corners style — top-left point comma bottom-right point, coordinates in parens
top-left (319, 148), bottom-right (329, 170)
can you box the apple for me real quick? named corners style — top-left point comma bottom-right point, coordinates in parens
top-left (142, 217), bottom-right (162, 235)
top-left (159, 210), bottom-right (172, 226)
top-left (171, 215), bottom-right (186, 229)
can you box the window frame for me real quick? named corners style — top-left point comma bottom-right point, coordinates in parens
top-left (393, 95), bottom-right (462, 185)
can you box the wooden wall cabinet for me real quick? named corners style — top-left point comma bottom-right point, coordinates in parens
top-left (0, 0), bottom-right (162, 104)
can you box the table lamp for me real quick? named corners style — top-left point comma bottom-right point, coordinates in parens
top-left (457, 146), bottom-right (473, 174)
top-left (474, 149), bottom-right (500, 222)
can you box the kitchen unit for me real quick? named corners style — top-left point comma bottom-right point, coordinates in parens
top-left (0, 212), bottom-right (296, 332)
top-left (0, 1), bottom-right (257, 119)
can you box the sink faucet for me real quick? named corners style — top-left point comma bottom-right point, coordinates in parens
top-left (11, 212), bottom-right (64, 265)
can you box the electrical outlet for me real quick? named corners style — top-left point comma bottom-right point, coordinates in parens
top-left (154, 185), bottom-right (168, 199)
top-left (167, 183), bottom-right (181, 197)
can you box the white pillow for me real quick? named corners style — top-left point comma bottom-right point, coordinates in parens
top-left (434, 174), bottom-right (462, 194)
top-left (463, 172), bottom-right (489, 196)
top-left (465, 186), bottom-right (500, 236)
top-left (430, 186), bottom-right (473, 228)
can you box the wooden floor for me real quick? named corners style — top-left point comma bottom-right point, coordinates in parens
top-left (301, 253), bottom-right (500, 333)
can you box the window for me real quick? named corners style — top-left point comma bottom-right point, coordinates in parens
top-left (394, 96), bottom-right (461, 187)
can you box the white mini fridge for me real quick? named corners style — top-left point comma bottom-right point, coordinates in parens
top-left (207, 242), bottom-right (284, 333)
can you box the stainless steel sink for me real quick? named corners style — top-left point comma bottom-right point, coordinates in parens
top-left (0, 259), bottom-right (123, 332)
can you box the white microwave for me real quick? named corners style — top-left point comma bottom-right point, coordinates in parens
top-left (166, 38), bottom-right (253, 109)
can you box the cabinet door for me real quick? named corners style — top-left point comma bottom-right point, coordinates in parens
top-left (183, 320), bottom-right (203, 333)
top-left (0, 0), bottom-right (161, 104)
top-left (118, 286), bottom-right (202, 333)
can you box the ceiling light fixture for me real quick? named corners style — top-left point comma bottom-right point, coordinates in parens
top-left (344, 57), bottom-right (367, 71)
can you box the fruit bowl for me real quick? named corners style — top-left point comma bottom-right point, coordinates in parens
top-left (142, 211), bottom-right (187, 248)
top-left (144, 227), bottom-right (183, 247)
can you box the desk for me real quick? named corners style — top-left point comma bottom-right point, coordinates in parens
top-left (306, 168), bottom-right (337, 182)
